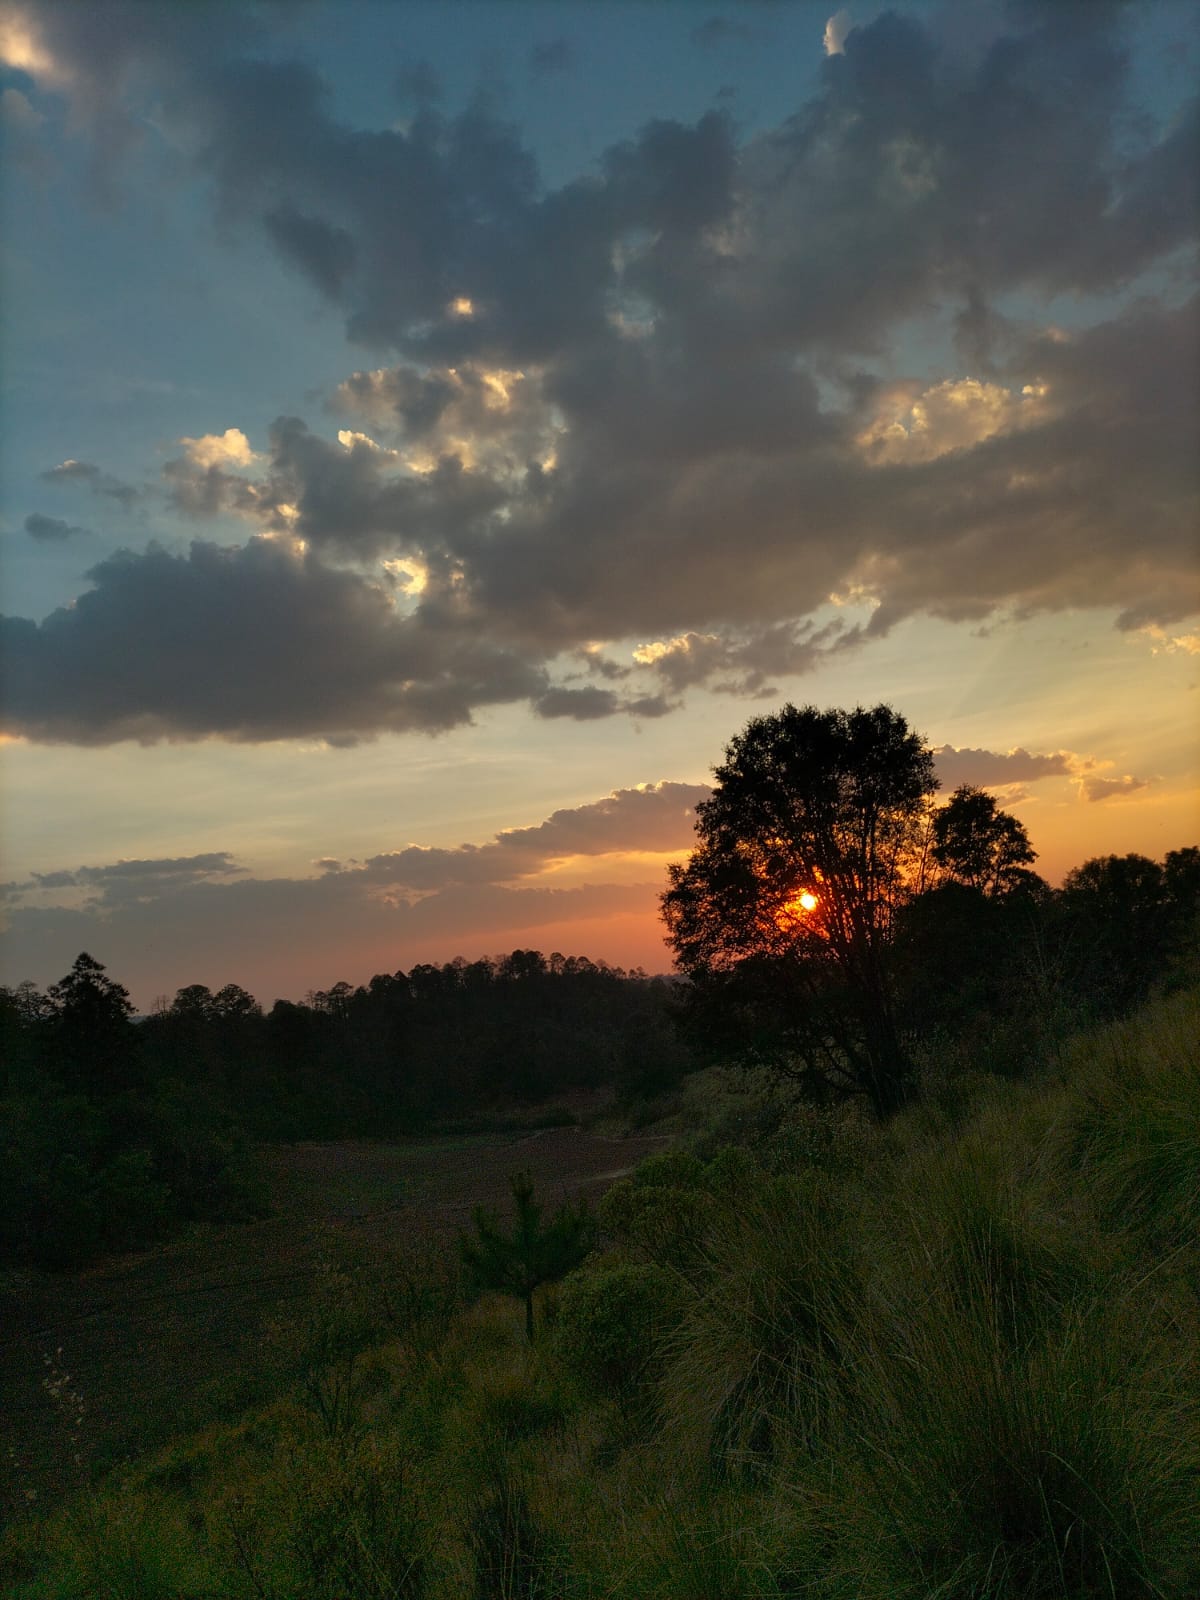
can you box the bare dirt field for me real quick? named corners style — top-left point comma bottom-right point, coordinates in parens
top-left (1, 1125), bottom-right (667, 1520)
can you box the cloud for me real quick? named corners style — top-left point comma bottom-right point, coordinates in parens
top-left (632, 621), bottom-right (855, 696)
top-left (23, 851), bottom-right (246, 907)
top-left (933, 744), bottom-right (1159, 807)
top-left (40, 458), bottom-right (138, 507)
top-left (2, 876), bottom-right (668, 1006)
top-left (534, 686), bottom-right (620, 720)
top-left (179, 428), bottom-right (258, 469)
top-left (0, 537), bottom-right (548, 744)
top-left (1079, 773), bottom-right (1153, 803)
top-left (1, 785), bottom-right (710, 999)
top-left (1139, 625), bottom-right (1200, 657)
top-left (932, 745), bottom-right (1076, 789)
top-left (855, 377), bottom-right (1050, 465)
top-left (3, 4), bottom-right (1197, 744)
top-left (24, 512), bottom-right (92, 542)
top-left (362, 780), bottom-right (711, 891)
top-left (823, 10), bottom-right (851, 56)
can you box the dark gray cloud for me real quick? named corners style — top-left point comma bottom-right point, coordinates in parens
top-left (534, 686), bottom-right (620, 720)
top-left (24, 513), bottom-right (93, 542)
top-left (361, 780), bottom-right (711, 890)
top-left (932, 745), bottom-right (1075, 788)
top-left (40, 458), bottom-right (139, 507)
top-left (4, 3), bottom-right (1196, 743)
top-left (24, 851), bottom-right (246, 907)
top-left (0, 538), bottom-right (547, 743)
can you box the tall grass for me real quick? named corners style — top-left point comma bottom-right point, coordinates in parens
top-left (1064, 990), bottom-right (1200, 1253)
top-left (5, 990), bottom-right (1198, 1600)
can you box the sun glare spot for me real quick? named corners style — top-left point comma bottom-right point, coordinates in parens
top-left (449, 296), bottom-right (475, 318)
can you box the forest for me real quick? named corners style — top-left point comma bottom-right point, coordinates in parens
top-left (2, 705), bottom-right (1198, 1597)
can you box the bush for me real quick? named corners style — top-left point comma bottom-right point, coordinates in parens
top-left (555, 1258), bottom-right (684, 1405)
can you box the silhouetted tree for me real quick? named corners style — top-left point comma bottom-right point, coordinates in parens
top-left (662, 704), bottom-right (938, 1117)
top-left (931, 785), bottom-right (1037, 894)
top-left (48, 952), bottom-right (139, 1095)
top-left (1057, 852), bottom-right (1190, 1015)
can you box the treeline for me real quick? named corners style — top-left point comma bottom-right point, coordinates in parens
top-left (0, 951), bottom-right (688, 1268)
top-left (141, 951), bottom-right (689, 1135)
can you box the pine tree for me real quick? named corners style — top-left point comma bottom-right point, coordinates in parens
top-left (459, 1171), bottom-right (595, 1343)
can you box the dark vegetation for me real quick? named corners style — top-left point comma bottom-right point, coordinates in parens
top-left (1, 951), bottom-right (685, 1270)
top-left (1, 703), bottom-right (1198, 1597)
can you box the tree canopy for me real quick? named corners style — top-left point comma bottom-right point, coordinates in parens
top-left (931, 784), bottom-right (1037, 894)
top-left (661, 704), bottom-right (938, 1117)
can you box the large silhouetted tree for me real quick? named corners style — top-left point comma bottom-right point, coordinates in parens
top-left (931, 785), bottom-right (1036, 894)
top-left (48, 951), bottom-right (139, 1095)
top-left (661, 704), bottom-right (938, 1117)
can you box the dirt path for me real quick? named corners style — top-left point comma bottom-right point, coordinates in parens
top-left (1, 1126), bottom-right (666, 1520)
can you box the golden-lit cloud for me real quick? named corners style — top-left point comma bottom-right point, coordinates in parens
top-left (823, 10), bottom-right (851, 56)
top-left (336, 428), bottom-right (399, 459)
top-left (179, 428), bottom-right (258, 469)
top-left (632, 634), bottom-right (716, 667)
top-left (856, 377), bottom-right (1051, 465)
top-left (382, 557), bottom-right (429, 595)
top-left (1139, 625), bottom-right (1200, 657)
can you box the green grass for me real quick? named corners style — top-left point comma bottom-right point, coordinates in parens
top-left (5, 991), bottom-right (1198, 1599)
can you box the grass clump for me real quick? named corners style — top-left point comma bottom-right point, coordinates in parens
top-left (832, 1287), bottom-right (1199, 1598)
top-left (1064, 990), bottom-right (1200, 1254)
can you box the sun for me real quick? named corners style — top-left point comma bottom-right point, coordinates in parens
top-left (773, 887), bottom-right (821, 934)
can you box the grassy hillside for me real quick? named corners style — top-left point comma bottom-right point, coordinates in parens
top-left (3, 989), bottom-right (1198, 1598)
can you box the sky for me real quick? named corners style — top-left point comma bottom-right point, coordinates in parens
top-left (1, 0), bottom-right (1197, 1010)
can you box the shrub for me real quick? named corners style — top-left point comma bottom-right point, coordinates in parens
top-left (555, 1258), bottom-right (684, 1405)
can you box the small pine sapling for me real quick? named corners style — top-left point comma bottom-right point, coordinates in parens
top-left (459, 1171), bottom-right (596, 1343)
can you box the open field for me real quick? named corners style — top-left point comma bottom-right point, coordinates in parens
top-left (1, 1124), bottom-right (667, 1521)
